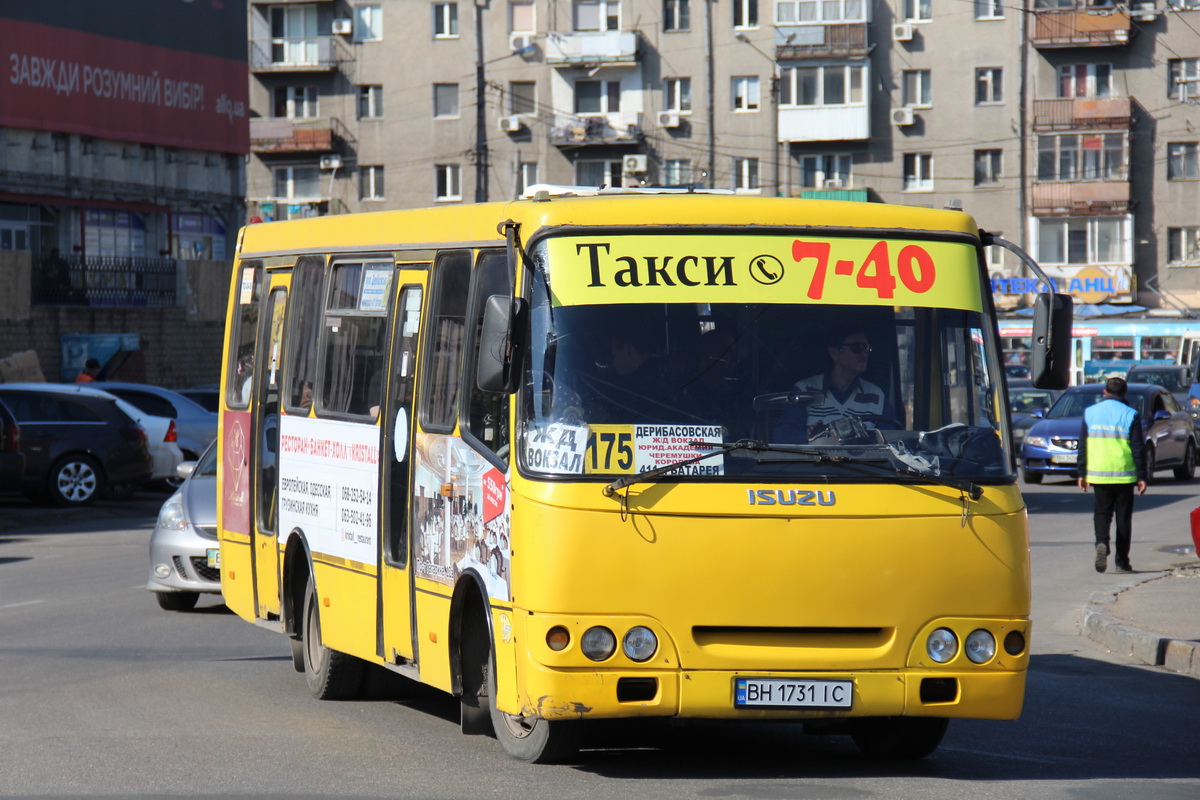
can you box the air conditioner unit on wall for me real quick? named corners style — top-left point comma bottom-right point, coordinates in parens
top-left (623, 154), bottom-right (648, 173)
top-left (331, 19), bottom-right (353, 35)
top-left (319, 154), bottom-right (342, 169)
top-left (498, 115), bottom-right (524, 133)
top-left (657, 110), bottom-right (681, 129)
top-left (892, 23), bottom-right (914, 42)
top-left (890, 107), bottom-right (915, 127)
top-left (510, 34), bottom-right (534, 52)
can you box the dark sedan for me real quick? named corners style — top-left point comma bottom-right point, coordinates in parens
top-left (1021, 383), bottom-right (1196, 485)
top-left (1007, 380), bottom-right (1064, 451)
top-left (0, 384), bottom-right (154, 506)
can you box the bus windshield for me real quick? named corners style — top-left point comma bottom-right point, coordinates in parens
top-left (521, 252), bottom-right (1010, 484)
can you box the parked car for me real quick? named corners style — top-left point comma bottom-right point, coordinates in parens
top-left (1021, 383), bottom-right (1197, 485)
top-left (147, 441), bottom-right (220, 611)
top-left (90, 382), bottom-right (217, 463)
top-left (0, 398), bottom-right (24, 487)
top-left (178, 384), bottom-right (220, 413)
top-left (0, 383), bottom-right (153, 505)
top-left (1123, 365), bottom-right (1195, 413)
top-left (1007, 379), bottom-right (1064, 451)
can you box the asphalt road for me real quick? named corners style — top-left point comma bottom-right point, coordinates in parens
top-left (1, 484), bottom-right (1199, 799)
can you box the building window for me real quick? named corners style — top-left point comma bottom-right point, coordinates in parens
top-left (1168, 142), bottom-right (1199, 180)
top-left (975, 68), bottom-right (1002, 105)
top-left (433, 3), bottom-right (458, 37)
top-left (733, 0), bottom-right (758, 28)
top-left (357, 85), bottom-right (384, 119)
top-left (433, 83), bottom-right (460, 118)
top-left (272, 86), bottom-right (318, 118)
top-left (780, 64), bottom-right (865, 106)
top-left (974, 149), bottom-right (1002, 186)
top-left (733, 157), bottom-right (759, 191)
top-left (1168, 227), bottom-right (1200, 265)
top-left (353, 4), bottom-right (383, 41)
top-left (1037, 217), bottom-right (1125, 265)
top-left (574, 0), bottom-right (620, 32)
top-left (509, 0), bottom-right (534, 32)
top-left (902, 153), bottom-right (933, 191)
top-left (1169, 59), bottom-right (1200, 101)
top-left (775, 0), bottom-right (866, 23)
top-left (664, 159), bottom-right (694, 186)
top-left (799, 154), bottom-right (851, 188)
top-left (902, 70), bottom-right (931, 108)
top-left (577, 159), bottom-right (624, 187)
top-left (360, 166), bottom-right (385, 200)
top-left (665, 0), bottom-right (690, 30)
top-left (575, 80), bottom-right (621, 114)
top-left (269, 5), bottom-right (317, 65)
top-left (517, 161), bottom-right (538, 196)
top-left (509, 81), bottom-right (536, 114)
top-left (732, 76), bottom-right (760, 111)
top-left (1037, 134), bottom-right (1126, 181)
top-left (665, 77), bottom-right (692, 112)
top-left (435, 164), bottom-right (462, 201)
top-left (1058, 63), bottom-right (1112, 99)
top-left (903, 0), bottom-right (931, 21)
top-left (273, 166), bottom-right (320, 200)
top-left (975, 0), bottom-right (1003, 18)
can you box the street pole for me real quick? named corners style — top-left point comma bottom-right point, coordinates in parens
top-left (474, 1), bottom-right (489, 203)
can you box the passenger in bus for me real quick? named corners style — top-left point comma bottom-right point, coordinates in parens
top-left (582, 324), bottom-right (677, 423)
top-left (236, 352), bottom-right (255, 404)
top-left (774, 326), bottom-right (896, 444)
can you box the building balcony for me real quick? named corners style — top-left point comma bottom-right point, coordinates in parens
top-left (249, 36), bottom-right (347, 72)
top-left (1031, 180), bottom-right (1130, 216)
top-left (548, 113), bottom-right (642, 145)
top-left (250, 118), bottom-right (347, 154)
top-left (779, 106), bottom-right (870, 143)
top-left (1032, 96), bottom-right (1133, 131)
top-left (774, 23), bottom-right (870, 59)
top-left (1030, 10), bottom-right (1134, 48)
top-left (544, 31), bottom-right (639, 67)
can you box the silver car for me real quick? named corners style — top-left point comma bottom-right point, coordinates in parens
top-left (147, 441), bottom-right (220, 611)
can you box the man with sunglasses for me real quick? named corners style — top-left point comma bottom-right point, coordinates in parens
top-left (775, 326), bottom-right (895, 444)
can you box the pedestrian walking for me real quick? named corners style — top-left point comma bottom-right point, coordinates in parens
top-left (1077, 376), bottom-right (1148, 573)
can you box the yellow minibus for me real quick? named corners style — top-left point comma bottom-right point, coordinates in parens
top-left (217, 189), bottom-right (1070, 762)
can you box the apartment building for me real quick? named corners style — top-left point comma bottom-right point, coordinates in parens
top-left (245, 0), bottom-right (1200, 309)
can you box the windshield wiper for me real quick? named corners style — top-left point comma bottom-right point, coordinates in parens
top-left (601, 439), bottom-right (842, 497)
top-left (816, 453), bottom-right (983, 501)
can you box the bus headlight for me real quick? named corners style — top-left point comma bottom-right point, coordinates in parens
top-left (581, 626), bottom-right (616, 661)
top-left (965, 629), bottom-right (997, 664)
top-left (622, 626), bottom-right (657, 662)
top-left (926, 628), bottom-right (958, 663)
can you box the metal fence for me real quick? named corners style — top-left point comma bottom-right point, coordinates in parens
top-left (33, 255), bottom-right (177, 308)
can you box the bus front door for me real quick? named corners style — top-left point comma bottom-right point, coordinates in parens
top-left (379, 276), bottom-right (426, 665)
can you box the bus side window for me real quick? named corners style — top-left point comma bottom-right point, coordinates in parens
top-left (419, 251), bottom-right (472, 432)
top-left (462, 250), bottom-right (511, 458)
top-left (227, 261), bottom-right (262, 410)
top-left (319, 260), bottom-right (390, 418)
top-left (283, 256), bottom-right (324, 415)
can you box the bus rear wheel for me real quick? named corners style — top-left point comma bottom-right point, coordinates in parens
top-left (301, 576), bottom-right (365, 700)
top-left (850, 717), bottom-right (948, 760)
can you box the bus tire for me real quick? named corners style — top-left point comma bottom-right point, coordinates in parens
top-left (301, 576), bottom-right (365, 700)
top-left (488, 655), bottom-right (581, 764)
top-left (850, 717), bottom-right (948, 760)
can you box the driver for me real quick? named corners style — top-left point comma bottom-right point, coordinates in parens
top-left (774, 326), bottom-right (896, 443)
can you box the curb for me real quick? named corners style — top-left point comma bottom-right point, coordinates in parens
top-left (1082, 573), bottom-right (1200, 680)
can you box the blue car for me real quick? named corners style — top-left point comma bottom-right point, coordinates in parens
top-left (1021, 383), bottom-right (1197, 485)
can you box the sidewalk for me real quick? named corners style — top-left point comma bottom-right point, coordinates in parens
top-left (1082, 564), bottom-right (1200, 679)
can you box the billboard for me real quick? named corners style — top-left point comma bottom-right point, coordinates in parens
top-left (0, 0), bottom-right (248, 154)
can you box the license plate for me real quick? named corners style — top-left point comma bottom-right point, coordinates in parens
top-left (206, 548), bottom-right (220, 568)
top-left (1051, 453), bottom-right (1077, 464)
top-left (734, 678), bottom-right (853, 709)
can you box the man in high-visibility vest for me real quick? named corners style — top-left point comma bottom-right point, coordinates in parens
top-left (1077, 377), bottom-right (1148, 573)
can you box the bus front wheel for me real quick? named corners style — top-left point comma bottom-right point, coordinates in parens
top-left (850, 717), bottom-right (948, 759)
top-left (301, 576), bottom-right (365, 700)
top-left (488, 661), bottom-right (582, 764)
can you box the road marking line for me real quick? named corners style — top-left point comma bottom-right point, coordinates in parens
top-left (0, 600), bottom-right (46, 610)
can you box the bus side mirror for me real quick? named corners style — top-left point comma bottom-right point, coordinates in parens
top-left (1030, 292), bottom-right (1072, 390)
top-left (477, 294), bottom-right (528, 394)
